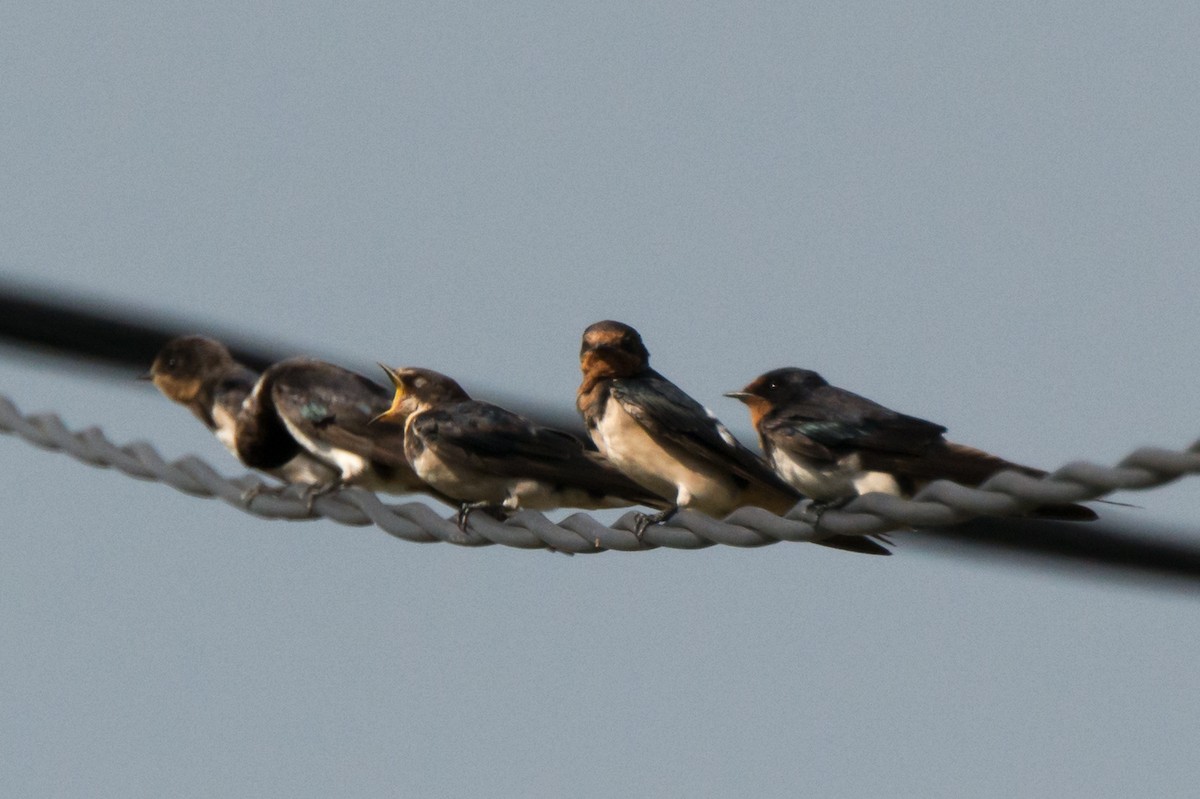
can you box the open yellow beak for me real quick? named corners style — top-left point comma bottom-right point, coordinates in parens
top-left (371, 363), bottom-right (407, 425)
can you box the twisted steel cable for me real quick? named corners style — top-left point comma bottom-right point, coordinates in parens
top-left (2, 393), bottom-right (1198, 554)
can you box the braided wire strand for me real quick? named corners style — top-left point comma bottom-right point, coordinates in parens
top-left (2, 394), bottom-right (1198, 553)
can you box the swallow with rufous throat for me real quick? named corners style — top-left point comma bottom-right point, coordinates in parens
top-left (577, 321), bottom-right (890, 554)
top-left (374, 365), bottom-right (668, 530)
top-left (726, 367), bottom-right (1097, 521)
top-left (144, 336), bottom-right (337, 486)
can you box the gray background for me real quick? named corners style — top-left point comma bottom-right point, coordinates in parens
top-left (2, 2), bottom-right (1199, 796)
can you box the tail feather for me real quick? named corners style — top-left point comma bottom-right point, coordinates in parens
top-left (818, 534), bottom-right (892, 556)
top-left (1029, 502), bottom-right (1099, 522)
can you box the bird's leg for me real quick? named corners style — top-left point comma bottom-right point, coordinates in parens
top-left (240, 481), bottom-right (286, 506)
top-left (634, 506), bottom-right (679, 539)
top-left (456, 501), bottom-right (507, 531)
top-left (809, 496), bottom-right (853, 530)
top-left (300, 479), bottom-right (345, 512)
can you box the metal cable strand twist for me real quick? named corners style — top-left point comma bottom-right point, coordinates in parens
top-left (2, 394), bottom-right (1198, 553)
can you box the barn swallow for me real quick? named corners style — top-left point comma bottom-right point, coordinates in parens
top-left (577, 321), bottom-right (890, 554)
top-left (726, 367), bottom-right (1097, 521)
top-left (144, 336), bottom-right (336, 486)
top-left (235, 357), bottom-right (433, 500)
top-left (374, 365), bottom-right (667, 529)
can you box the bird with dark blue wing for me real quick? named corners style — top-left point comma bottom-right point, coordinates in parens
top-left (234, 357), bottom-right (433, 500)
top-left (576, 321), bottom-right (890, 554)
top-left (374, 365), bottom-right (667, 529)
top-left (144, 336), bottom-right (336, 486)
top-left (727, 367), bottom-right (1097, 521)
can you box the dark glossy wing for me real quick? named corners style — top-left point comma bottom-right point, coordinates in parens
top-left (759, 416), bottom-right (842, 465)
top-left (854, 440), bottom-right (1096, 522)
top-left (763, 385), bottom-right (947, 462)
top-left (412, 400), bottom-right (663, 504)
top-left (610, 372), bottom-right (794, 492)
top-left (268, 359), bottom-right (408, 468)
top-left (863, 440), bottom-right (1040, 484)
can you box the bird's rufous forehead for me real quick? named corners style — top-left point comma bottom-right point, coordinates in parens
top-left (741, 373), bottom-right (771, 395)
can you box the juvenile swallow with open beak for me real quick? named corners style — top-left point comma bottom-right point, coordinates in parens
top-left (577, 321), bottom-right (890, 554)
top-left (726, 367), bottom-right (1097, 521)
top-left (234, 357), bottom-right (433, 499)
top-left (144, 336), bottom-right (336, 485)
top-left (374, 365), bottom-right (667, 529)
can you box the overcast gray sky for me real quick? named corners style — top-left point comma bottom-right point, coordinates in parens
top-left (2, 2), bottom-right (1200, 796)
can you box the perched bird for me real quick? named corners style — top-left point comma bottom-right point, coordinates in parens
top-left (234, 357), bottom-right (431, 499)
top-left (374, 365), bottom-right (667, 529)
top-left (577, 321), bottom-right (890, 554)
top-left (726, 367), bottom-right (1097, 521)
top-left (143, 336), bottom-right (336, 485)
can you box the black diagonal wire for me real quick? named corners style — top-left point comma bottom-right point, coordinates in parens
top-left (908, 516), bottom-right (1200, 589)
top-left (0, 278), bottom-right (584, 430)
top-left (1, 276), bottom-right (1198, 585)
top-left (0, 278), bottom-right (289, 373)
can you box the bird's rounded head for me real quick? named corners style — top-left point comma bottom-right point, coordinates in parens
top-left (145, 335), bottom-right (236, 403)
top-left (579, 320), bottom-right (650, 379)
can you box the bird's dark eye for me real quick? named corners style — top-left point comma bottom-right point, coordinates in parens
top-left (767, 380), bottom-right (778, 391)
top-left (166, 357), bottom-right (178, 369)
